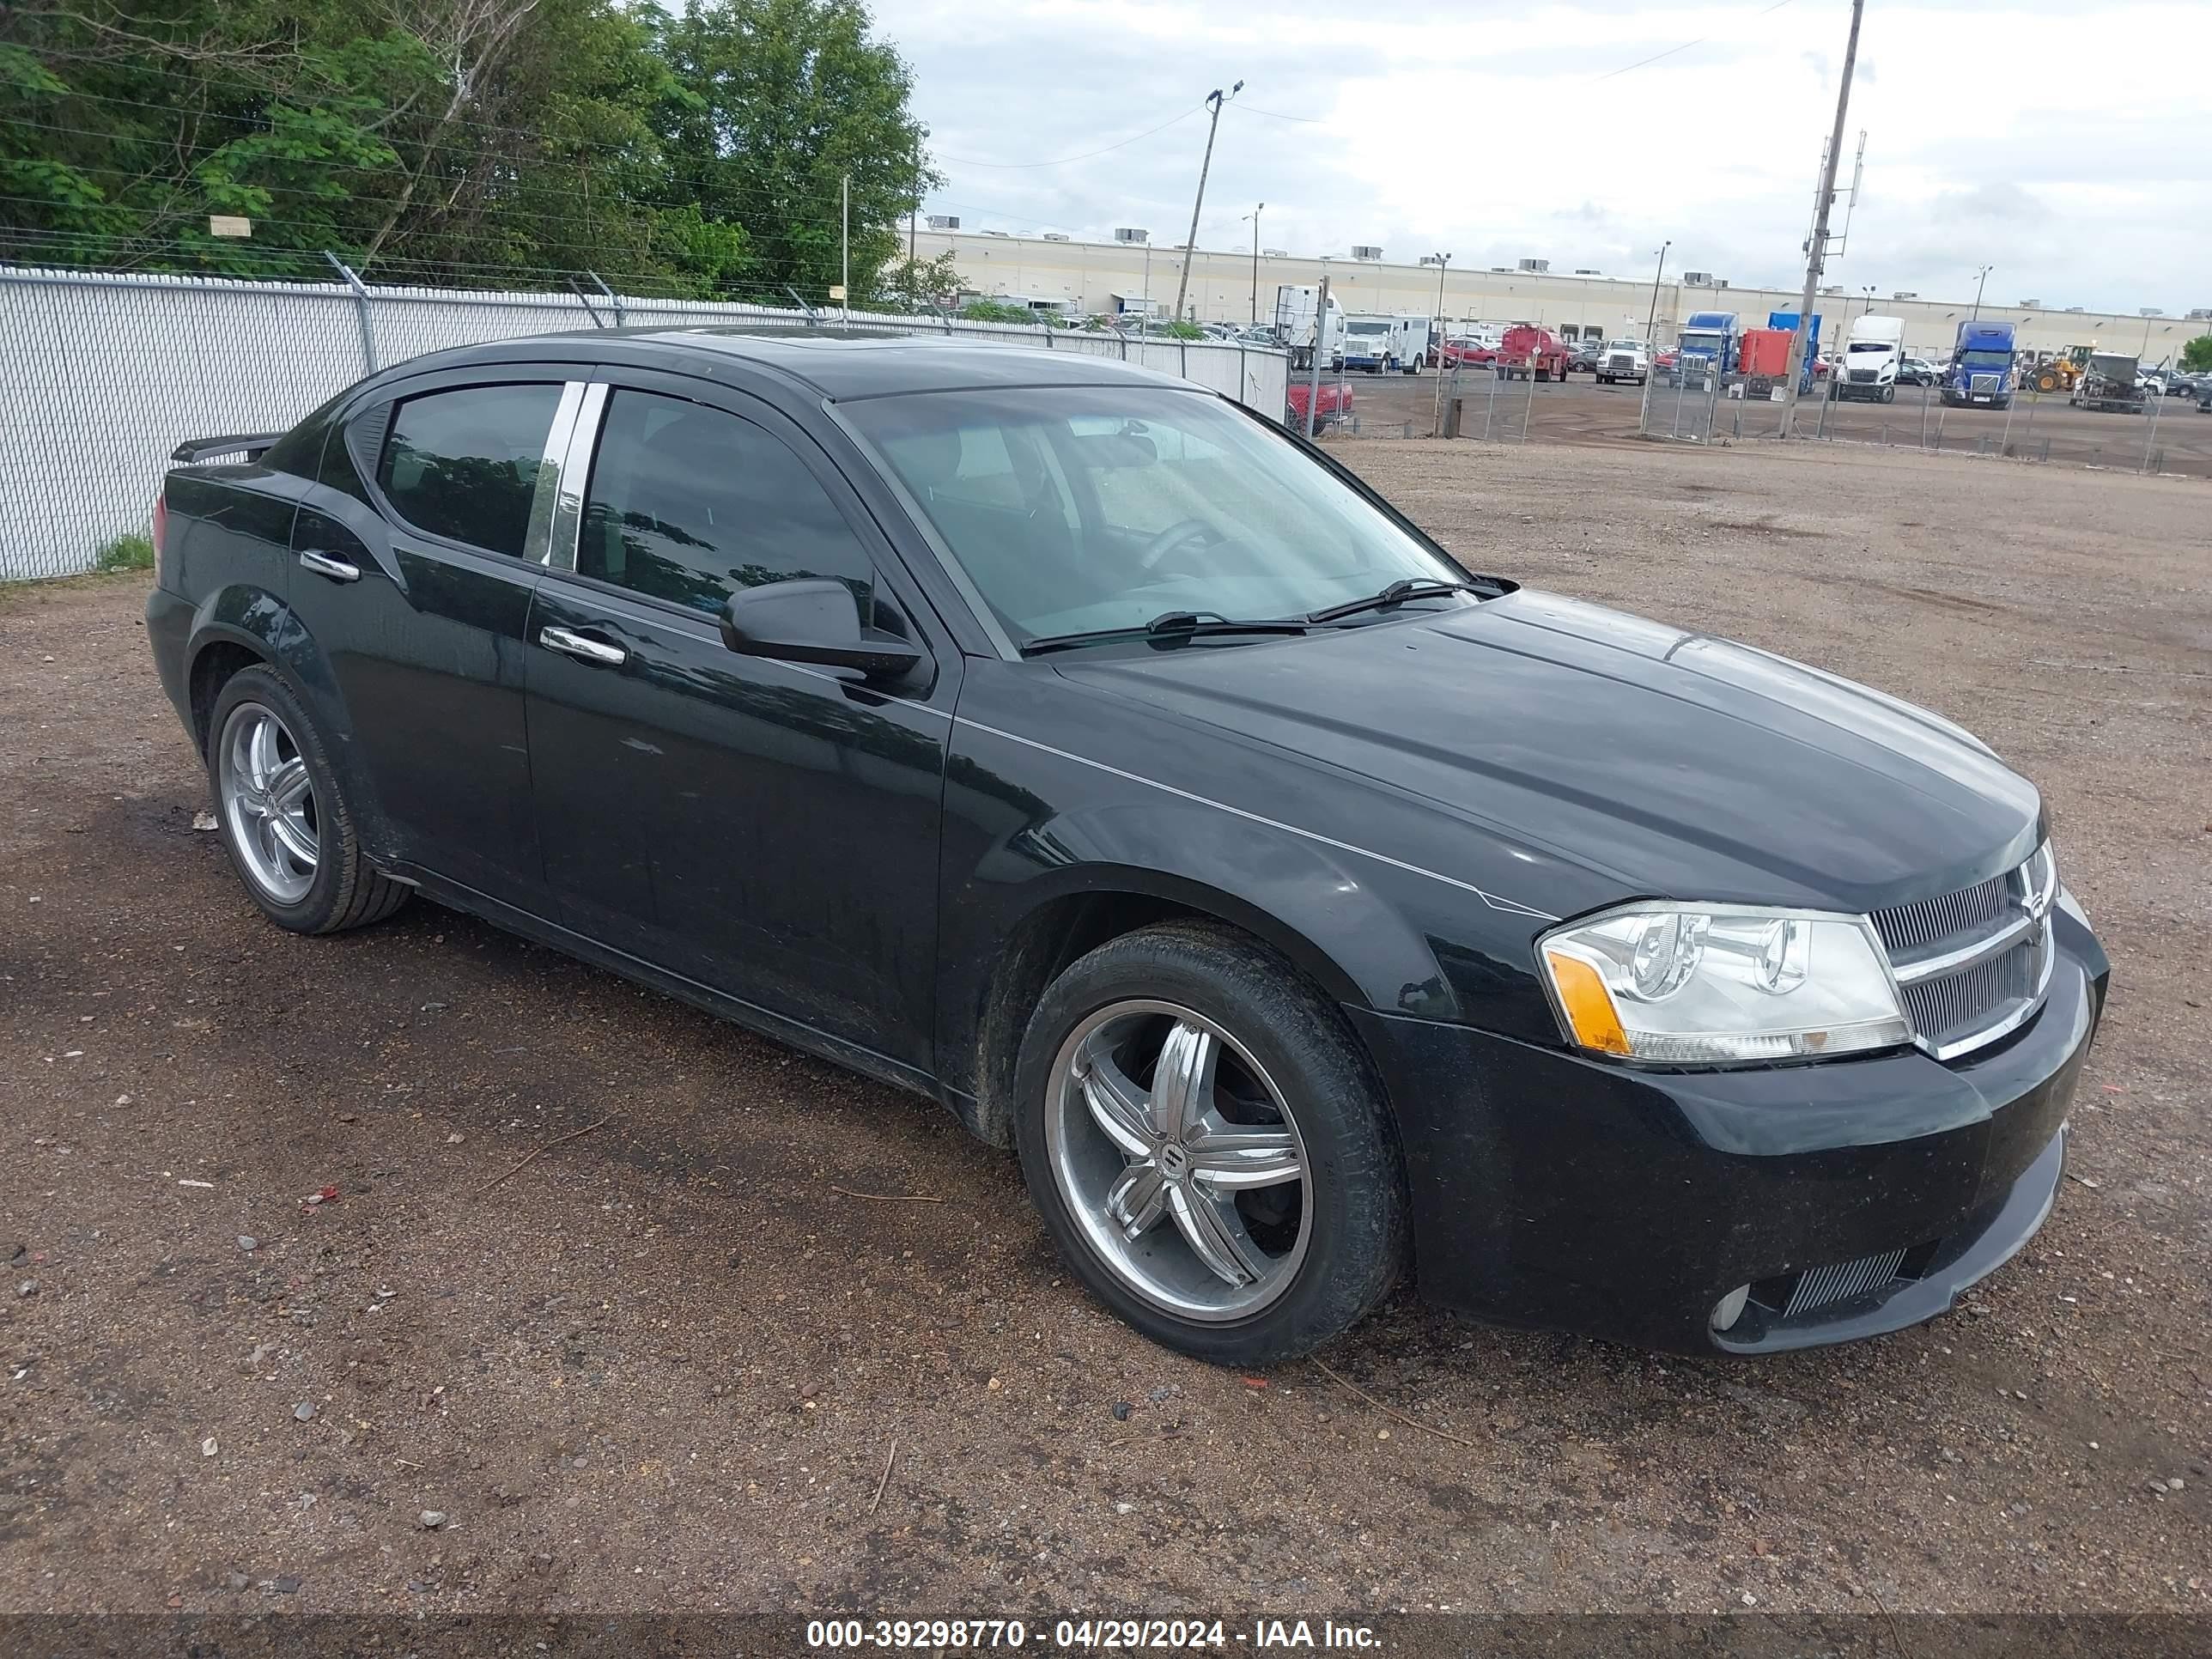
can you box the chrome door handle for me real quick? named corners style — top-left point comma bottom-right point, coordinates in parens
top-left (538, 625), bottom-right (627, 666)
top-left (297, 550), bottom-right (361, 582)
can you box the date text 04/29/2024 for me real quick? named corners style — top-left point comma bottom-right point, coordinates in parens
top-left (804, 1618), bottom-right (1382, 1650)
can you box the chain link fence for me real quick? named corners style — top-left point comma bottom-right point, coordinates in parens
top-left (0, 264), bottom-right (1288, 581)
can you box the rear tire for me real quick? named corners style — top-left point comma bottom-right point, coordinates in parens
top-left (205, 665), bottom-right (410, 935)
top-left (1012, 922), bottom-right (1407, 1367)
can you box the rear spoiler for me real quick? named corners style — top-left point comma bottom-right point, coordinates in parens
top-left (171, 433), bottom-right (284, 465)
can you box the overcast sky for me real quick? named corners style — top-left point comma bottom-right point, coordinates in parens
top-left (885, 0), bottom-right (2210, 317)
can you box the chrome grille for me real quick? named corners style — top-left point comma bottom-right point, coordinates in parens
top-left (1872, 845), bottom-right (2056, 1061)
top-left (1900, 936), bottom-right (2043, 1050)
top-left (1971, 373), bottom-right (2000, 393)
top-left (1607, 355), bottom-right (1635, 371)
top-left (1784, 1248), bottom-right (1909, 1317)
top-left (1849, 368), bottom-right (1879, 383)
top-left (1871, 871), bottom-right (2011, 952)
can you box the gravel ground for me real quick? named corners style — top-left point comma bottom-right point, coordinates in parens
top-left (2, 437), bottom-right (2207, 1620)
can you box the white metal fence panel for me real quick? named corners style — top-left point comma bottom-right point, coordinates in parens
top-left (0, 266), bottom-right (1288, 580)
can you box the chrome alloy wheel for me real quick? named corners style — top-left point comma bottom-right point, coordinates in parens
top-left (1045, 1000), bottom-right (1311, 1322)
top-left (216, 702), bottom-right (319, 905)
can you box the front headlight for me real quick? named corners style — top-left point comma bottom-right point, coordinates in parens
top-left (1539, 904), bottom-right (1910, 1065)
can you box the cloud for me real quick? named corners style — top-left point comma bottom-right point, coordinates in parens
top-left (885, 0), bottom-right (2212, 313)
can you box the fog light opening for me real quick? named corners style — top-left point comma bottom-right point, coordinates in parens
top-left (1711, 1284), bottom-right (1751, 1333)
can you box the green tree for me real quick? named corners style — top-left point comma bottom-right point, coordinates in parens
top-left (2183, 335), bottom-right (2212, 374)
top-left (0, 0), bottom-right (750, 293)
top-left (652, 0), bottom-right (934, 303)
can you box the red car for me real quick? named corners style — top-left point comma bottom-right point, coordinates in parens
top-left (1438, 336), bottom-right (1498, 370)
top-left (1286, 379), bottom-right (1354, 431)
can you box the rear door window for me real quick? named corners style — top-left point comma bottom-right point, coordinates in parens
top-left (377, 384), bottom-right (564, 557)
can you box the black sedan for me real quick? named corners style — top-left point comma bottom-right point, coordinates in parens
top-left (146, 331), bottom-right (2107, 1362)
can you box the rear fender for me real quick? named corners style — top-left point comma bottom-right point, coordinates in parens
top-left (185, 587), bottom-right (391, 858)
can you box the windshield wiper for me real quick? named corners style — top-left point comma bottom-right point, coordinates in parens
top-left (1305, 578), bottom-right (1492, 625)
top-left (1019, 610), bottom-right (1310, 658)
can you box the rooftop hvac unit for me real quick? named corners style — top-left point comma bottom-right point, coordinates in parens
top-left (2188, 306), bottom-right (2212, 320)
top-left (1819, 285), bottom-right (1843, 295)
top-left (2139, 307), bottom-right (2164, 317)
top-left (981, 230), bottom-right (1009, 238)
top-left (1572, 267), bottom-right (1601, 276)
top-left (2065, 305), bottom-right (2085, 313)
top-left (1042, 233), bottom-right (1070, 242)
top-left (1891, 290), bottom-right (1918, 299)
top-left (2016, 299), bottom-right (2040, 308)
top-left (1683, 270), bottom-right (1713, 286)
top-left (1516, 258), bottom-right (1549, 273)
top-left (1114, 227), bottom-right (1149, 244)
top-left (1352, 245), bottom-right (1383, 260)
top-left (1261, 247), bottom-right (1289, 257)
top-left (925, 215), bottom-right (959, 230)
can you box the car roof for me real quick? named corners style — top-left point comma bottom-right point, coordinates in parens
top-left (391, 325), bottom-right (1198, 403)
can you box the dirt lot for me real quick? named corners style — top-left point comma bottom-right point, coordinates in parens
top-left (1336, 370), bottom-right (2212, 477)
top-left (3, 437), bottom-right (2209, 1624)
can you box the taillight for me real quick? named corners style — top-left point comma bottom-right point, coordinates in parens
top-left (151, 493), bottom-right (167, 585)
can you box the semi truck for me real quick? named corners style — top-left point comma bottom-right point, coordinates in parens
top-left (1942, 320), bottom-right (2015, 408)
top-left (1392, 314), bottom-right (1436, 371)
top-left (1766, 310), bottom-right (1824, 392)
top-left (1668, 312), bottom-right (1738, 386)
top-left (1831, 313), bottom-right (1906, 403)
top-left (1273, 285), bottom-right (1346, 372)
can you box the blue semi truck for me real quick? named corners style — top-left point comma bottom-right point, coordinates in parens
top-left (1668, 310), bottom-right (1739, 386)
top-left (1766, 310), bottom-right (1825, 392)
top-left (1943, 320), bottom-right (2015, 409)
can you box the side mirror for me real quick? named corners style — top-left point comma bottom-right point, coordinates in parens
top-left (719, 578), bottom-right (923, 681)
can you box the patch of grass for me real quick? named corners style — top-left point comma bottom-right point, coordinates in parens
top-left (94, 533), bottom-right (155, 573)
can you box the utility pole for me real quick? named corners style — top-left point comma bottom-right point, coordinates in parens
top-left (1173, 82), bottom-right (1241, 323)
top-left (1428, 252), bottom-right (1451, 435)
top-left (1246, 204), bottom-right (1264, 324)
top-left (1638, 240), bottom-right (1669, 434)
top-left (1305, 272), bottom-right (1330, 441)
top-left (840, 173), bottom-right (850, 318)
top-left (1970, 264), bottom-right (1991, 320)
top-left (1782, 0), bottom-right (1865, 437)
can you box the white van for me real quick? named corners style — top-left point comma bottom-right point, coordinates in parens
top-left (1832, 314), bottom-right (1906, 403)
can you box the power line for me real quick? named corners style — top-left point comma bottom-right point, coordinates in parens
top-left (933, 103), bottom-right (1205, 169)
top-left (1591, 0), bottom-right (1802, 82)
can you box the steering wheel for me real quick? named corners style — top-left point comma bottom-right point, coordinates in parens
top-left (1136, 518), bottom-right (1219, 573)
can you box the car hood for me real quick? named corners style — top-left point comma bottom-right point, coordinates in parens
top-left (1054, 589), bottom-right (2042, 916)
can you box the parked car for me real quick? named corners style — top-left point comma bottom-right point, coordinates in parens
top-left (1566, 339), bottom-right (1605, 375)
top-left (147, 332), bottom-right (2107, 1364)
top-left (1899, 357), bottom-right (1942, 387)
top-left (2199, 381), bottom-right (2212, 412)
top-left (1437, 336), bottom-right (1496, 370)
top-left (1285, 377), bottom-right (1354, 431)
top-left (2161, 370), bottom-right (2199, 397)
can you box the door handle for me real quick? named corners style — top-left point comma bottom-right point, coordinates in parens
top-left (297, 550), bottom-right (361, 582)
top-left (539, 625), bottom-right (627, 666)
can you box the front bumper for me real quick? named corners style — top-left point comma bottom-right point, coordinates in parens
top-left (1347, 910), bottom-right (2107, 1353)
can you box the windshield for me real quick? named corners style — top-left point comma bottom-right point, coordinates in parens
top-left (1606, 341), bottom-right (1644, 351)
top-left (1346, 321), bottom-right (1389, 335)
top-left (1679, 332), bottom-right (1724, 356)
top-left (1847, 340), bottom-right (1895, 354)
top-left (1960, 349), bottom-right (2010, 370)
top-left (846, 387), bottom-right (1474, 648)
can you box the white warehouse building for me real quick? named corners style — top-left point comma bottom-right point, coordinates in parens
top-left (915, 229), bottom-right (2205, 364)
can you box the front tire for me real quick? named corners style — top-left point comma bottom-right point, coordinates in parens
top-left (1013, 923), bottom-right (1407, 1366)
top-left (206, 665), bottom-right (410, 934)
